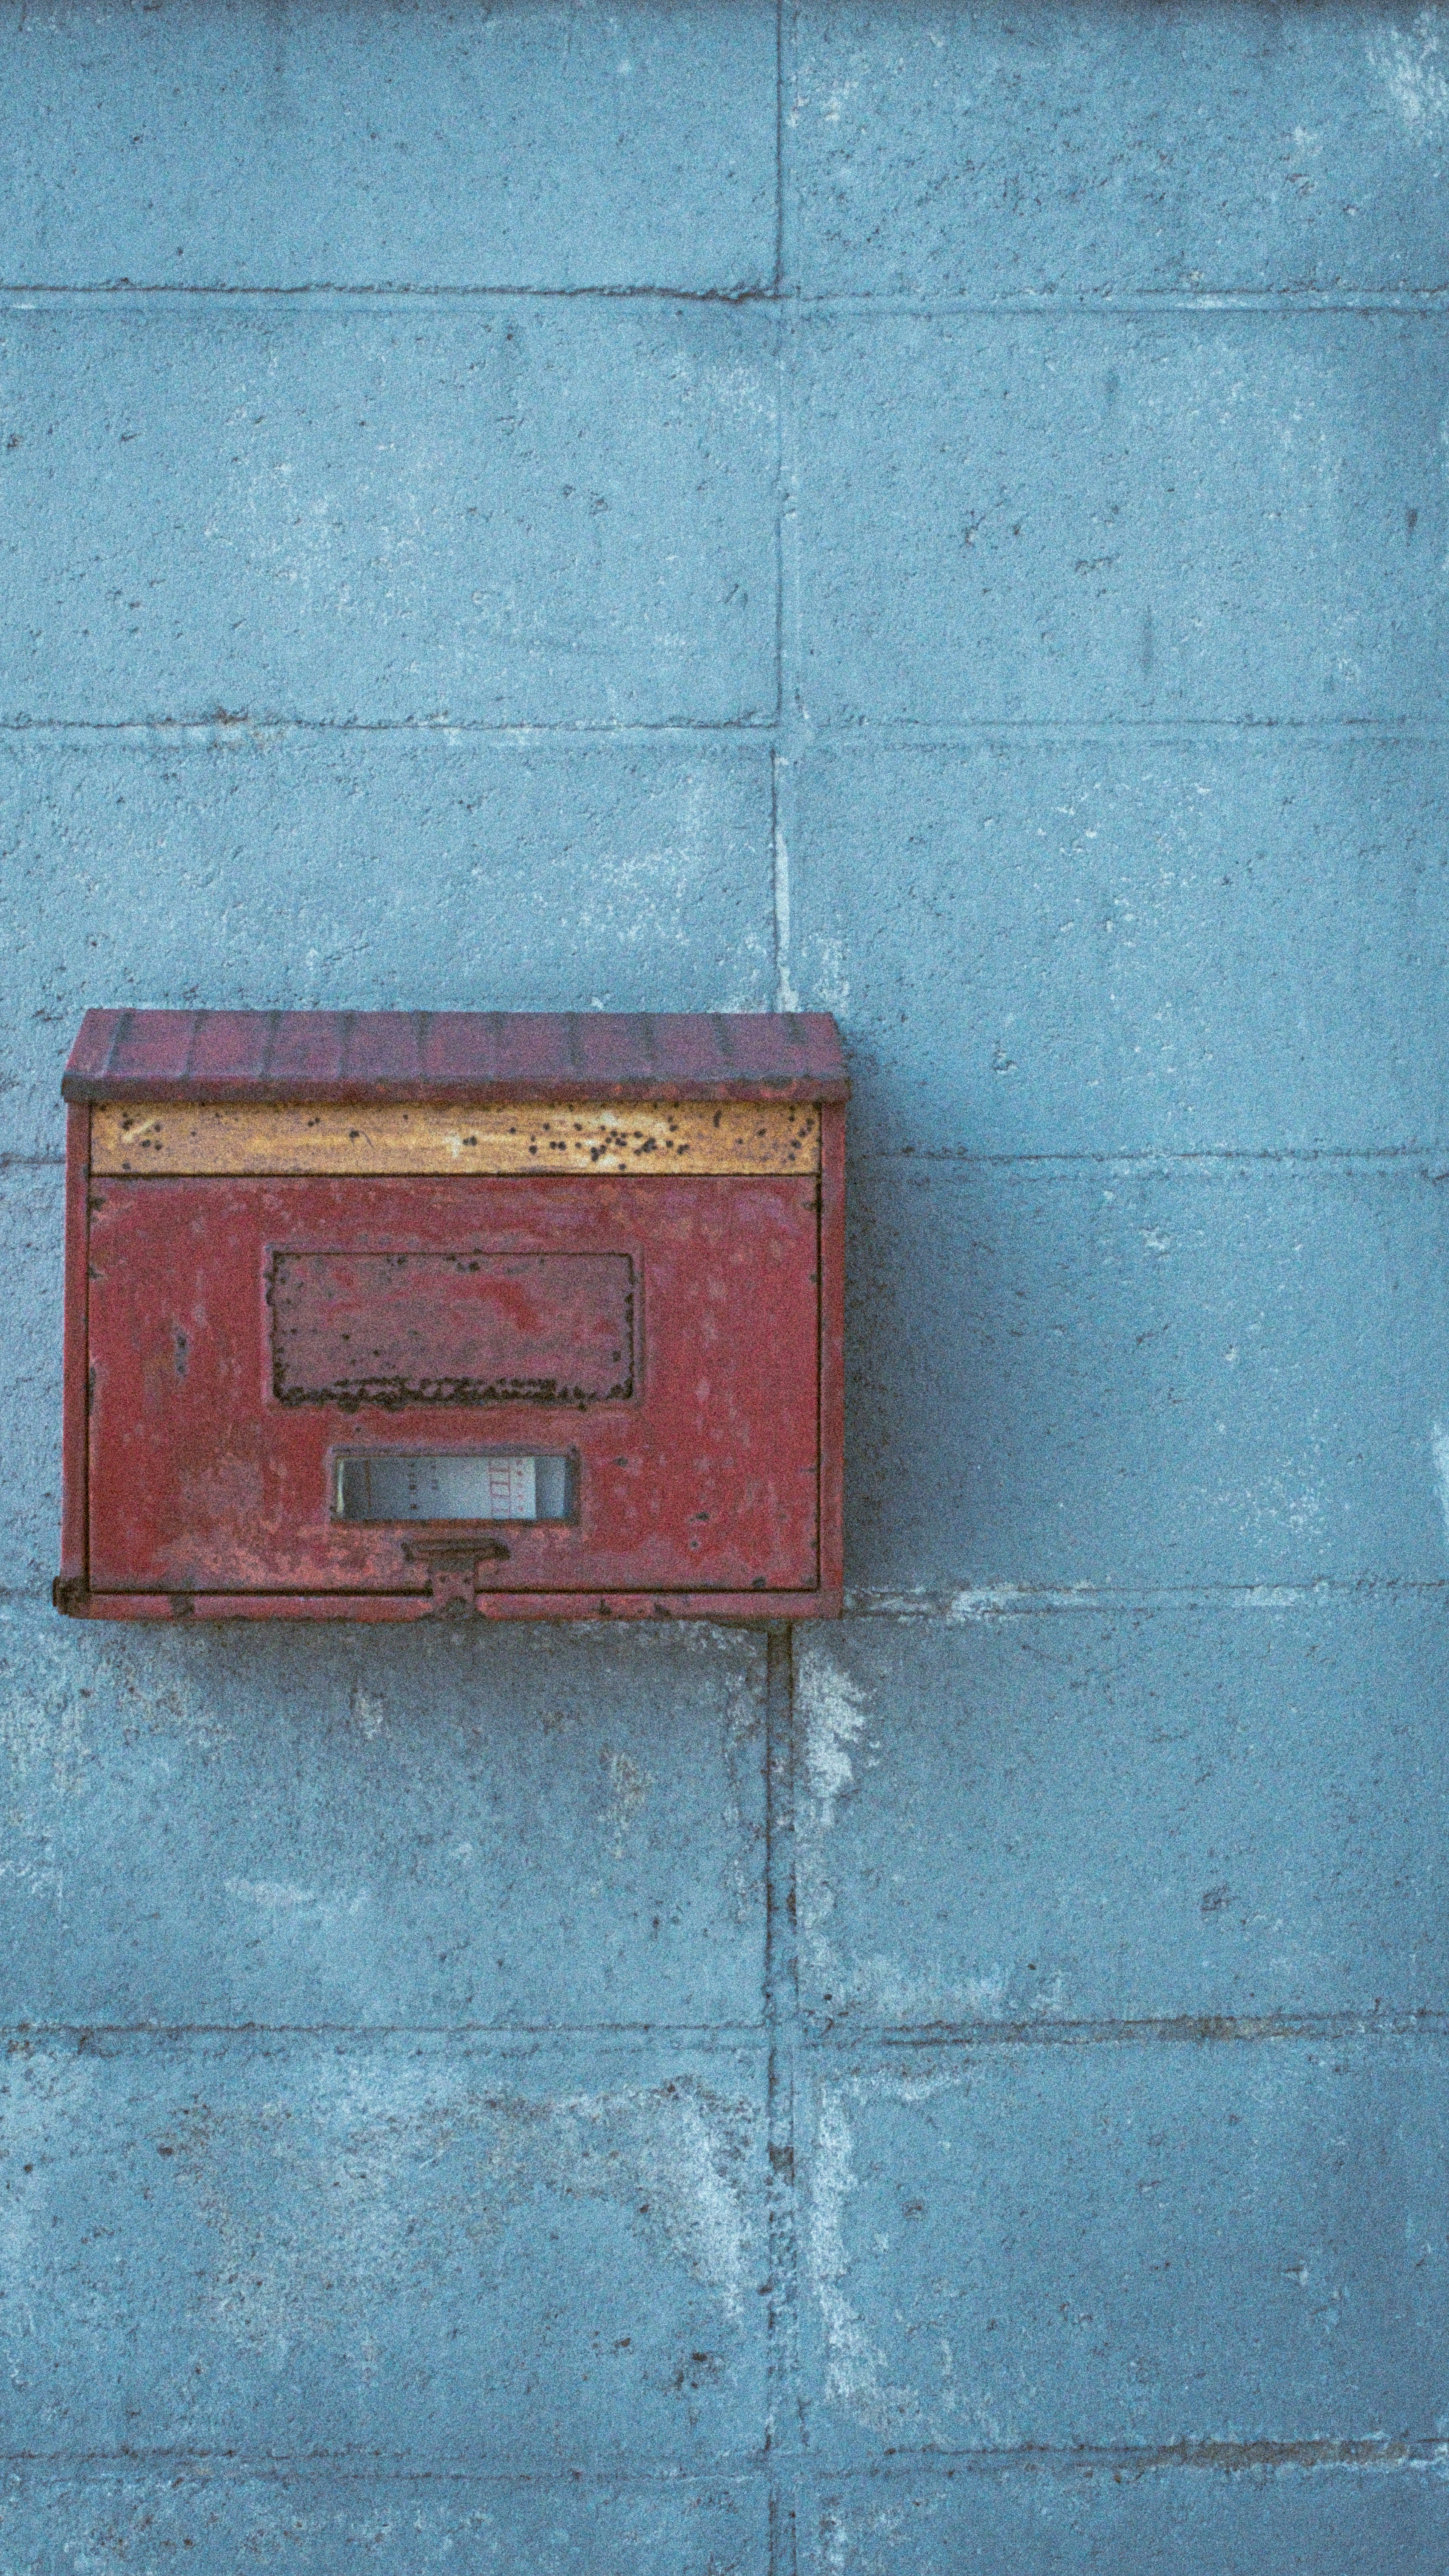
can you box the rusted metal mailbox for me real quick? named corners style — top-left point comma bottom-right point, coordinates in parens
top-left (55, 1010), bottom-right (846, 1622)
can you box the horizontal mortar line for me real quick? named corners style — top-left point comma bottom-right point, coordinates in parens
top-left (845, 1580), bottom-right (1449, 1618)
top-left (11, 1152), bottom-right (1449, 1183)
top-left (0, 1582), bottom-right (1435, 1617)
top-left (0, 2020), bottom-right (768, 2042)
top-left (5, 1133), bottom-right (1449, 1191)
top-left (0, 280), bottom-right (777, 308)
top-left (795, 716), bottom-right (1449, 744)
top-left (3, 2437), bottom-right (1441, 2479)
top-left (4, 717), bottom-right (1446, 748)
top-left (1, 284), bottom-right (1444, 316)
top-left (786, 289), bottom-right (1449, 317)
top-left (6, 2015), bottom-right (1426, 2056)
top-left (801, 2436), bottom-right (1449, 2476)
top-left (0, 2450), bottom-right (772, 2482)
top-left (3, 1583), bottom-right (1435, 1620)
top-left (863, 1144), bottom-right (1449, 1171)
top-left (804, 2009), bottom-right (1449, 2052)
top-left (0, 716), bottom-right (778, 744)
top-left (6, 717), bottom-right (1447, 754)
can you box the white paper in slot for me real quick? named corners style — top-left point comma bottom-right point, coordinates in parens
top-left (334, 1452), bottom-right (572, 1523)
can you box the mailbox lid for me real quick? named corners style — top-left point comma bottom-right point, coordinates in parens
top-left (64, 1009), bottom-right (849, 1107)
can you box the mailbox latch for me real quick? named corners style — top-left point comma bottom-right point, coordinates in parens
top-left (403, 1536), bottom-right (509, 1611)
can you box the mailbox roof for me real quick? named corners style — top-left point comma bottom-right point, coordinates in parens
top-left (63, 1009), bottom-right (848, 1106)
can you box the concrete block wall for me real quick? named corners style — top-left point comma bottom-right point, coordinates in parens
top-left (2, 4), bottom-right (1447, 2566)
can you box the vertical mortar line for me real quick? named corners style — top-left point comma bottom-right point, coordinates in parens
top-left (768, 18), bottom-right (804, 2533)
top-left (769, 0), bottom-right (786, 740)
top-left (772, 0), bottom-right (804, 1019)
top-left (773, 0), bottom-right (786, 297)
top-left (764, 1621), bottom-right (802, 2573)
top-left (772, 280), bottom-right (786, 738)
top-left (766, 19), bottom-right (799, 2551)
top-left (772, 746), bottom-right (794, 1015)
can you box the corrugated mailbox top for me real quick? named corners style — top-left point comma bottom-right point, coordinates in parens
top-left (63, 1010), bottom-right (848, 1106)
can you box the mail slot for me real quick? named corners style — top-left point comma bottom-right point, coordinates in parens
top-left (55, 1010), bottom-right (846, 1621)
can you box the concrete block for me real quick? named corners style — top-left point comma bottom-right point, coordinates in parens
top-left (794, 1602), bottom-right (1449, 2030)
top-left (791, 0), bottom-right (1449, 298)
top-left (803, 2459), bottom-right (1449, 2575)
top-left (0, 299), bottom-right (775, 724)
top-left (0, 2468), bottom-right (768, 2571)
top-left (0, 1170), bottom-right (63, 1599)
top-left (788, 735), bottom-right (1449, 1157)
top-left (0, 733), bottom-right (773, 1159)
top-left (0, 1606), bottom-right (766, 2032)
top-left (799, 2037), bottom-right (1449, 2452)
top-left (0, 2033), bottom-right (768, 2462)
top-left (0, 0), bottom-right (775, 292)
top-left (795, 313), bottom-right (1447, 724)
top-left (845, 1158), bottom-right (1449, 1590)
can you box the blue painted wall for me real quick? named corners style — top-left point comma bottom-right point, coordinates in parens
top-left (2, 5), bottom-right (1448, 2566)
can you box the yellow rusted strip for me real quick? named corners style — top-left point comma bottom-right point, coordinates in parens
top-left (91, 1100), bottom-right (821, 1178)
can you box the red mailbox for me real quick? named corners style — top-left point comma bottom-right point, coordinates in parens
top-left (55, 1011), bottom-right (846, 1622)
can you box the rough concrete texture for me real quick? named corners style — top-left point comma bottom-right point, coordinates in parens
top-left (794, 1602), bottom-right (1449, 2027)
top-left (803, 2461), bottom-right (1449, 2574)
top-left (3, 2), bottom-right (1446, 2565)
top-left (0, 735), bottom-right (774, 1159)
top-left (795, 314), bottom-right (1448, 727)
top-left (2, 301), bottom-right (776, 726)
top-left (0, 1), bottom-right (777, 292)
top-left (2, 2033), bottom-right (768, 2462)
top-left (791, 736), bottom-right (1449, 1157)
top-left (0, 1173), bottom-right (65, 1597)
top-left (0, 2472), bottom-right (769, 2574)
top-left (800, 2039), bottom-right (1449, 2450)
top-left (846, 1160), bottom-right (1449, 1588)
top-left (791, 2), bottom-right (1449, 295)
top-left (0, 1609), bottom-right (766, 2031)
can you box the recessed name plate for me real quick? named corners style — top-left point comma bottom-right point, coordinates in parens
top-left (270, 1250), bottom-right (634, 1407)
top-left (333, 1452), bottom-right (574, 1523)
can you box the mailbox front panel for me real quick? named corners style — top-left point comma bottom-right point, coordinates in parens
top-left (86, 1173), bottom-right (820, 1600)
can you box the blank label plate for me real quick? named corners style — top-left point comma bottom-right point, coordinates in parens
top-left (270, 1250), bottom-right (634, 1406)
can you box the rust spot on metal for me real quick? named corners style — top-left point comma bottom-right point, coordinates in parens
top-left (90, 1099), bottom-right (821, 1178)
top-left (429, 1565), bottom-right (475, 1613)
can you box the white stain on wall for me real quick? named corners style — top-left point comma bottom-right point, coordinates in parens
top-left (481, 2072), bottom-right (760, 2322)
top-left (349, 1689), bottom-right (385, 1740)
top-left (600, 1744), bottom-right (650, 1856)
top-left (844, 1952), bottom-right (1011, 2027)
top-left (1367, 8), bottom-right (1449, 131)
top-left (172, 2060), bottom-right (759, 2358)
top-left (774, 805), bottom-right (801, 1013)
top-left (806, 2084), bottom-right (918, 2436)
top-left (224, 1877), bottom-right (372, 1928)
top-left (797, 1647), bottom-right (869, 1835)
top-left (1431, 1420), bottom-right (1449, 1552)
